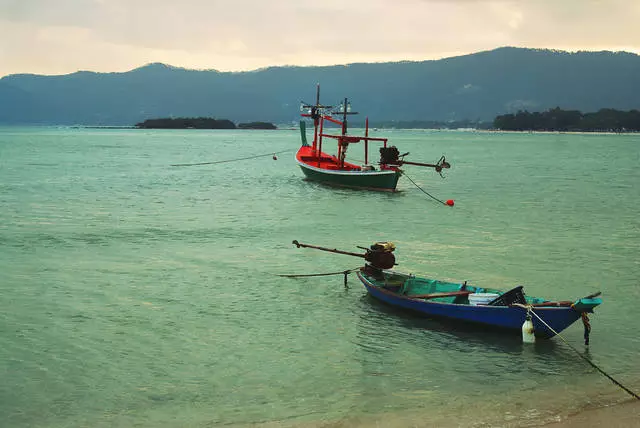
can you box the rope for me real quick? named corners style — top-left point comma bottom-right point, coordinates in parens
top-left (277, 267), bottom-right (361, 289)
top-left (275, 267), bottom-right (360, 278)
top-left (513, 303), bottom-right (640, 400)
top-left (581, 312), bottom-right (592, 346)
top-left (402, 172), bottom-right (449, 206)
top-left (171, 149), bottom-right (295, 167)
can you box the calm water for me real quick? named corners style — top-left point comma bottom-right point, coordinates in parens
top-left (1, 127), bottom-right (639, 427)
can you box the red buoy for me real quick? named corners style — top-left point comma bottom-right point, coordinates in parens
top-left (273, 154), bottom-right (278, 160)
top-left (445, 199), bottom-right (455, 207)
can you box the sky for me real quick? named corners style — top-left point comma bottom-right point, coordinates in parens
top-left (1, 0), bottom-right (639, 77)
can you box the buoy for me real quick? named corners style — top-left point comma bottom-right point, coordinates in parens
top-left (272, 154), bottom-right (278, 160)
top-left (522, 313), bottom-right (536, 343)
top-left (445, 199), bottom-right (454, 207)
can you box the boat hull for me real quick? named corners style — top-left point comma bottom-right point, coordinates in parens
top-left (357, 271), bottom-right (597, 338)
top-left (296, 157), bottom-right (401, 192)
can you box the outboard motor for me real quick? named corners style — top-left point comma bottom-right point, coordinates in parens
top-left (291, 240), bottom-right (396, 279)
top-left (379, 146), bottom-right (400, 165)
top-left (364, 242), bottom-right (396, 270)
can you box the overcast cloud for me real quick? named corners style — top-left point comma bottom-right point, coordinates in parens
top-left (0, 0), bottom-right (638, 77)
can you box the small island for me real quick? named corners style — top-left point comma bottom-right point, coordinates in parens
top-left (135, 117), bottom-right (277, 130)
top-left (237, 121), bottom-right (277, 130)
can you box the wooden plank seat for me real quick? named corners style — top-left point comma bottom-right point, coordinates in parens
top-left (408, 290), bottom-right (472, 300)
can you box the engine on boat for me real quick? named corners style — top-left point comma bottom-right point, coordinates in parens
top-left (379, 146), bottom-right (400, 165)
top-left (364, 242), bottom-right (396, 270)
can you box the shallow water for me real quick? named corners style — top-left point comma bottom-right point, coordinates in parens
top-left (1, 127), bottom-right (639, 427)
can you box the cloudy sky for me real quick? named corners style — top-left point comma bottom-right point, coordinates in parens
top-left (1, 0), bottom-right (639, 77)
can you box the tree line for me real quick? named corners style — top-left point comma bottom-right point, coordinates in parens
top-left (135, 117), bottom-right (276, 129)
top-left (494, 108), bottom-right (640, 132)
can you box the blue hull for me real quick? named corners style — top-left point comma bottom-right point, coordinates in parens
top-left (357, 271), bottom-right (592, 338)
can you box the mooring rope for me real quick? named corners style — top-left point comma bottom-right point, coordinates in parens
top-left (275, 267), bottom-right (360, 278)
top-left (402, 172), bottom-right (449, 206)
top-left (171, 149), bottom-right (295, 167)
top-left (276, 267), bottom-right (361, 288)
top-left (514, 303), bottom-right (640, 400)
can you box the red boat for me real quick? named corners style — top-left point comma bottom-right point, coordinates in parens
top-left (296, 85), bottom-right (450, 192)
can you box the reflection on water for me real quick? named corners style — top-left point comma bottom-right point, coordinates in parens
top-left (353, 293), bottom-right (584, 383)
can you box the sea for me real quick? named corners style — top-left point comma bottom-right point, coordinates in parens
top-left (1, 127), bottom-right (639, 428)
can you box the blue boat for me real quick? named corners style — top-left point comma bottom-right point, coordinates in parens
top-left (292, 240), bottom-right (602, 340)
top-left (356, 268), bottom-right (602, 339)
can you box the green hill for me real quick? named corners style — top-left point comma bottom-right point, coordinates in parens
top-left (1, 48), bottom-right (639, 126)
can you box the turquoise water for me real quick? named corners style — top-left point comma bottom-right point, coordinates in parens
top-left (1, 127), bottom-right (639, 427)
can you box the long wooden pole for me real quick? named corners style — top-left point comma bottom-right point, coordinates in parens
top-left (292, 240), bottom-right (365, 259)
top-left (400, 160), bottom-right (441, 168)
top-left (400, 160), bottom-right (450, 170)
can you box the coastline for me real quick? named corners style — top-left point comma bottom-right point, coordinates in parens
top-left (240, 396), bottom-right (640, 428)
top-left (241, 398), bottom-right (640, 428)
top-left (543, 399), bottom-right (640, 427)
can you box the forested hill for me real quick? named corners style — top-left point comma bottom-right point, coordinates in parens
top-left (494, 108), bottom-right (640, 132)
top-left (1, 47), bottom-right (639, 126)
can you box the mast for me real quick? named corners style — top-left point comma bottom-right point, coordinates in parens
top-left (300, 84), bottom-right (332, 156)
top-left (339, 97), bottom-right (347, 168)
top-left (341, 97), bottom-right (348, 135)
top-left (365, 117), bottom-right (369, 165)
top-left (317, 111), bottom-right (325, 167)
top-left (312, 84), bottom-right (320, 151)
top-left (335, 97), bottom-right (357, 169)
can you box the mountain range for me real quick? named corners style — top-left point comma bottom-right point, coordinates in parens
top-left (1, 47), bottom-right (639, 126)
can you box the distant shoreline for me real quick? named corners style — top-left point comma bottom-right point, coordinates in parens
top-left (77, 126), bottom-right (135, 129)
top-left (493, 107), bottom-right (640, 133)
top-left (134, 117), bottom-right (277, 130)
top-left (1, 125), bottom-right (637, 135)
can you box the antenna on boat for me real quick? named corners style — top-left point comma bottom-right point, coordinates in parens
top-left (300, 83), bottom-right (333, 121)
top-left (300, 84), bottom-right (335, 153)
top-left (333, 97), bottom-right (358, 135)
